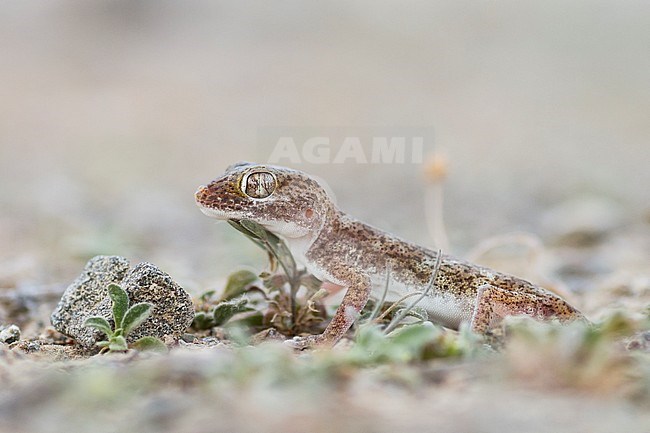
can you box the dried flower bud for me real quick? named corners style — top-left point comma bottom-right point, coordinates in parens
top-left (423, 152), bottom-right (449, 183)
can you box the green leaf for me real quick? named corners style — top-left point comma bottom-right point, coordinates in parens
top-left (228, 219), bottom-right (298, 280)
top-left (107, 283), bottom-right (129, 329)
top-left (122, 302), bottom-right (153, 336)
top-left (228, 311), bottom-right (264, 328)
top-left (354, 323), bottom-right (387, 352)
top-left (387, 323), bottom-right (437, 353)
top-left (131, 336), bottom-right (167, 353)
top-left (108, 335), bottom-right (128, 352)
top-left (83, 316), bottom-right (113, 336)
top-left (258, 229), bottom-right (297, 275)
top-left (227, 218), bottom-right (301, 325)
top-left (239, 219), bottom-right (269, 241)
top-left (192, 311), bottom-right (216, 330)
top-left (254, 222), bottom-right (296, 278)
top-left (220, 269), bottom-right (258, 301)
top-left (213, 297), bottom-right (255, 326)
top-left (227, 220), bottom-right (266, 250)
top-left (199, 290), bottom-right (216, 303)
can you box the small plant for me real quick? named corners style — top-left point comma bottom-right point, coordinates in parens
top-left (193, 295), bottom-right (257, 330)
top-left (205, 219), bottom-right (446, 345)
top-left (228, 219), bottom-right (303, 318)
top-left (355, 252), bottom-right (442, 336)
top-left (84, 283), bottom-right (166, 353)
top-left (211, 219), bottom-right (442, 342)
top-left (221, 219), bottom-right (327, 336)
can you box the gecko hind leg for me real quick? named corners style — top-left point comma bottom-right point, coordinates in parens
top-left (470, 284), bottom-right (562, 334)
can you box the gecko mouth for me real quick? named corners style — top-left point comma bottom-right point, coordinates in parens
top-left (195, 185), bottom-right (227, 219)
top-left (195, 184), bottom-right (252, 222)
top-left (197, 205), bottom-right (235, 220)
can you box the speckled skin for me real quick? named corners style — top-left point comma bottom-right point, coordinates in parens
top-left (196, 162), bottom-right (584, 348)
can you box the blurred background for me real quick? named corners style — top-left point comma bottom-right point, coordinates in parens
top-left (1, 1), bottom-right (648, 297)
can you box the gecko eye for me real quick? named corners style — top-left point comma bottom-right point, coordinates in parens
top-left (241, 170), bottom-right (277, 199)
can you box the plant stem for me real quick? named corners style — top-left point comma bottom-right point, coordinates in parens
top-left (383, 250), bottom-right (442, 334)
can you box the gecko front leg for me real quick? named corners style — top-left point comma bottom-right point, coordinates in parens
top-left (287, 266), bottom-right (371, 350)
top-left (470, 284), bottom-right (583, 334)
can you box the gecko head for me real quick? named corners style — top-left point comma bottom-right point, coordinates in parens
top-left (195, 162), bottom-right (333, 238)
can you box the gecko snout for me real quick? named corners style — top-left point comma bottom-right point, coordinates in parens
top-left (194, 185), bottom-right (208, 203)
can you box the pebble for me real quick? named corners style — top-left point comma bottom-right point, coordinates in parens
top-left (0, 325), bottom-right (21, 344)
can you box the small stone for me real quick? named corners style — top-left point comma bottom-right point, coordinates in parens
top-left (250, 328), bottom-right (286, 345)
top-left (25, 341), bottom-right (41, 353)
top-left (626, 331), bottom-right (650, 352)
top-left (51, 256), bottom-right (195, 348)
top-left (0, 325), bottom-right (21, 344)
top-left (180, 333), bottom-right (196, 343)
top-left (199, 336), bottom-right (221, 346)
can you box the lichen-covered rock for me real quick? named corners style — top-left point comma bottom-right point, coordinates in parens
top-left (51, 255), bottom-right (130, 345)
top-left (51, 256), bottom-right (194, 348)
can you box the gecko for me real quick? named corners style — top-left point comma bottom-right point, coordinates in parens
top-left (195, 162), bottom-right (584, 348)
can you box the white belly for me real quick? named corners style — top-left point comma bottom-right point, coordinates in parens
top-left (370, 280), bottom-right (470, 330)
